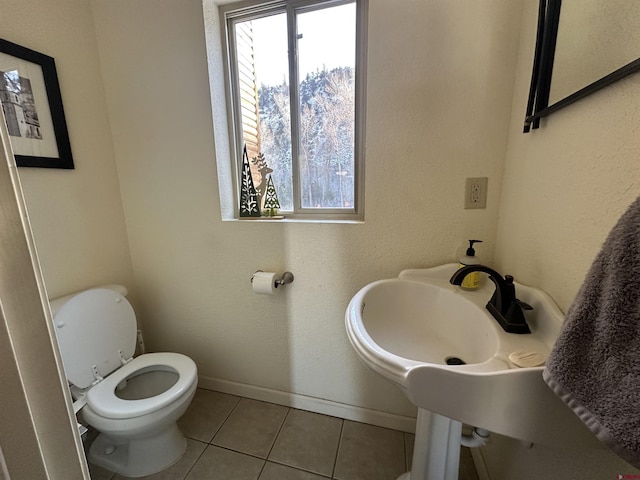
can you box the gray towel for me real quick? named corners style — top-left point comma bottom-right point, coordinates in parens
top-left (543, 196), bottom-right (640, 468)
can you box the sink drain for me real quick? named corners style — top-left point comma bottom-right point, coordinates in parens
top-left (445, 356), bottom-right (466, 365)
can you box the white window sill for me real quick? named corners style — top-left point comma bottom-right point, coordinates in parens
top-left (223, 217), bottom-right (364, 225)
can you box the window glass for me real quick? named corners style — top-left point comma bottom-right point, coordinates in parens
top-left (235, 13), bottom-right (294, 210)
top-left (297, 4), bottom-right (356, 209)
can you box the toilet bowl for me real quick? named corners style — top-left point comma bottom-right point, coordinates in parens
top-left (50, 286), bottom-right (198, 477)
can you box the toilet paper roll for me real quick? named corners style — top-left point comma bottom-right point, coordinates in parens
top-left (252, 272), bottom-right (281, 295)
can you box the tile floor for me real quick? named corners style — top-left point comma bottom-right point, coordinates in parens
top-left (87, 388), bottom-right (479, 480)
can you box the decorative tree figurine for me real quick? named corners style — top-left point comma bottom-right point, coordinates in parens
top-left (251, 152), bottom-right (273, 208)
top-left (263, 175), bottom-right (281, 217)
top-left (239, 145), bottom-right (261, 217)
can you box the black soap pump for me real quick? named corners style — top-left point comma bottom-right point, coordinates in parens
top-left (458, 240), bottom-right (483, 290)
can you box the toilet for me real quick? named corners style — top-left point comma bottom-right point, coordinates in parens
top-left (50, 285), bottom-right (198, 478)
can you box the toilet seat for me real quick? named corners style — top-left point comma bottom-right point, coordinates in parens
top-left (87, 352), bottom-right (197, 419)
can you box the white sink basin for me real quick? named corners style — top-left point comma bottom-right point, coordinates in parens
top-left (351, 278), bottom-right (499, 368)
top-left (359, 278), bottom-right (498, 365)
top-left (346, 264), bottom-right (600, 447)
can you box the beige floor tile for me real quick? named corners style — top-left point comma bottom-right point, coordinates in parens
top-left (212, 398), bottom-right (288, 458)
top-left (185, 445), bottom-right (264, 480)
top-left (333, 421), bottom-right (406, 480)
top-left (268, 409), bottom-right (342, 476)
top-left (178, 388), bottom-right (240, 443)
top-left (112, 438), bottom-right (206, 480)
top-left (259, 462), bottom-right (329, 480)
top-left (87, 390), bottom-right (478, 480)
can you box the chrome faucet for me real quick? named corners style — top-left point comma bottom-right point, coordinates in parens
top-left (449, 265), bottom-right (533, 334)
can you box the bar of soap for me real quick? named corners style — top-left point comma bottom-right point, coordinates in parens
top-left (508, 351), bottom-right (545, 368)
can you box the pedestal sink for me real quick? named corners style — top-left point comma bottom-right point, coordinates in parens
top-left (345, 264), bottom-right (600, 480)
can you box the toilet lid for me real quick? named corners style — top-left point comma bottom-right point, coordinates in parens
top-left (53, 288), bottom-right (137, 389)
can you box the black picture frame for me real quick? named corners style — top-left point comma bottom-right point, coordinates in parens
top-left (0, 39), bottom-right (74, 168)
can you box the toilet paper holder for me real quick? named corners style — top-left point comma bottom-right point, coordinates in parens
top-left (251, 270), bottom-right (295, 288)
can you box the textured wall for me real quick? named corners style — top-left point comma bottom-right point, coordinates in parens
top-left (486, 1), bottom-right (640, 478)
top-left (0, 0), bottom-right (134, 299)
top-left (90, 0), bottom-right (523, 418)
top-left (495, 2), bottom-right (640, 313)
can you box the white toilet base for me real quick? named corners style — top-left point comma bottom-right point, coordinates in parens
top-left (88, 422), bottom-right (187, 477)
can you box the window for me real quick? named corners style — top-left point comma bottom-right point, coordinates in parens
top-left (221, 0), bottom-right (367, 220)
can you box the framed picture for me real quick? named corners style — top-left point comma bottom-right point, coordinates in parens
top-left (0, 39), bottom-right (73, 169)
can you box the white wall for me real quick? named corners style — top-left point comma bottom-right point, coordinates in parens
top-left (0, 0), bottom-right (134, 300)
top-left (496, 1), bottom-right (640, 313)
top-left (484, 1), bottom-right (640, 478)
top-left (90, 0), bottom-right (523, 421)
top-left (494, 2), bottom-right (640, 313)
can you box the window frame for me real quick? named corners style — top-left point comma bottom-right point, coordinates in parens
top-left (220, 0), bottom-right (367, 221)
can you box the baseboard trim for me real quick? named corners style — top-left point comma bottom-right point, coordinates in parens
top-left (198, 375), bottom-right (417, 433)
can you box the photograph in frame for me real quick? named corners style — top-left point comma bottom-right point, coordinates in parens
top-left (0, 39), bottom-right (74, 169)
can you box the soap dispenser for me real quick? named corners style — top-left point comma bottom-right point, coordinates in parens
top-left (459, 239), bottom-right (483, 290)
